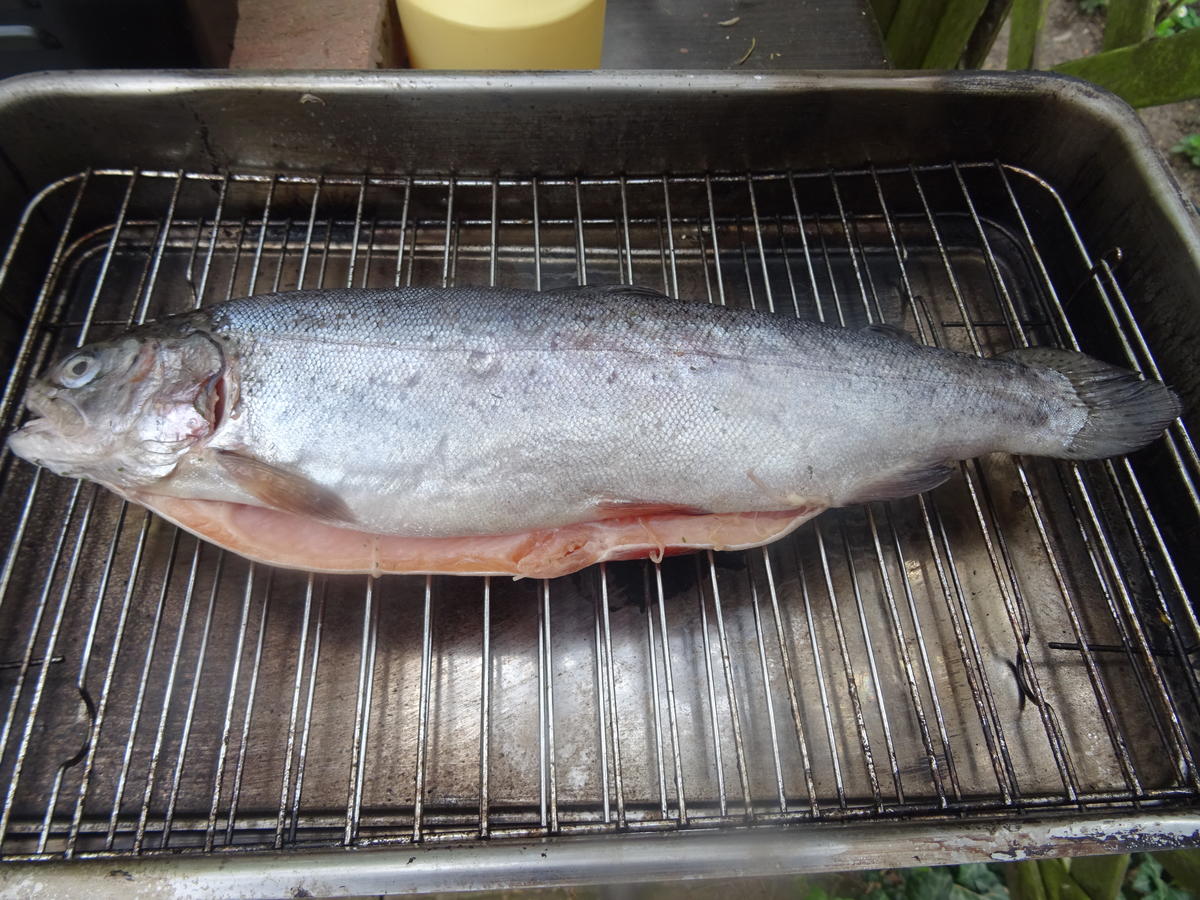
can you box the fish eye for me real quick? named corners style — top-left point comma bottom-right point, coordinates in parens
top-left (56, 352), bottom-right (100, 388)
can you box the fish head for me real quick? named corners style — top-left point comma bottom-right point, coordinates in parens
top-left (7, 327), bottom-right (226, 489)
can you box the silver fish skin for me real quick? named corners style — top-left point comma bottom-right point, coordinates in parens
top-left (7, 285), bottom-right (1181, 542)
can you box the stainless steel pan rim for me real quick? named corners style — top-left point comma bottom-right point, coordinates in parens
top-left (1, 812), bottom-right (1199, 898)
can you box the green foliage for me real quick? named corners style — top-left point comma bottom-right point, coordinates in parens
top-left (921, 0), bottom-right (991, 67)
top-left (1129, 854), bottom-right (1194, 900)
top-left (842, 864), bottom-right (1009, 900)
top-left (905, 866), bottom-right (957, 900)
top-left (1008, 0), bottom-right (1051, 67)
top-left (1154, 850), bottom-right (1200, 896)
top-left (1080, 0), bottom-right (1200, 27)
top-left (885, 0), bottom-right (954, 68)
top-left (792, 855), bottom-right (1198, 900)
top-left (1156, 3), bottom-right (1200, 36)
top-left (1072, 855), bottom-right (1132, 900)
top-left (1171, 133), bottom-right (1200, 166)
top-left (1052, 24), bottom-right (1200, 107)
top-left (958, 863), bottom-right (1011, 900)
top-left (878, 0), bottom-right (1200, 105)
top-left (1103, 0), bottom-right (1158, 49)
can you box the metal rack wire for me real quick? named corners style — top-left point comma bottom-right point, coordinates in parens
top-left (0, 161), bottom-right (1197, 861)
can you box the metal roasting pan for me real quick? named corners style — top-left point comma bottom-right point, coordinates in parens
top-left (0, 70), bottom-right (1198, 897)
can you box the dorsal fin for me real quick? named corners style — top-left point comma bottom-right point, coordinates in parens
top-left (594, 284), bottom-right (674, 301)
top-left (861, 322), bottom-right (916, 343)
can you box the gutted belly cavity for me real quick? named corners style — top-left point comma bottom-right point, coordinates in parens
top-left (128, 493), bottom-right (826, 579)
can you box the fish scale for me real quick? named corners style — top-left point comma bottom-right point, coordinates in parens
top-left (203, 285), bottom-right (1028, 535)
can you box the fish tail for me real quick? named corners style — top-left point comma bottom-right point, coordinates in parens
top-left (1004, 347), bottom-right (1181, 460)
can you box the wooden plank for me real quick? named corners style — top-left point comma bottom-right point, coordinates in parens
top-left (1102, 0), bottom-right (1157, 50)
top-left (886, 0), bottom-right (949, 68)
top-left (601, 0), bottom-right (888, 69)
top-left (1053, 27), bottom-right (1200, 107)
top-left (1007, 0), bottom-right (1049, 68)
top-left (921, 0), bottom-right (990, 67)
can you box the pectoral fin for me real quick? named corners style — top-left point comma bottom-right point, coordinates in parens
top-left (592, 496), bottom-right (711, 519)
top-left (215, 450), bottom-right (355, 524)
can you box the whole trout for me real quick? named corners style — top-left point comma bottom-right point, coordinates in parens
top-left (7, 285), bottom-right (1181, 578)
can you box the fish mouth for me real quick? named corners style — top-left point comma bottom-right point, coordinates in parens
top-left (8, 407), bottom-right (90, 473)
top-left (7, 390), bottom-right (88, 467)
top-left (8, 413), bottom-right (64, 456)
top-left (22, 390), bottom-right (86, 437)
top-left (7, 417), bottom-right (50, 466)
top-left (13, 416), bottom-right (57, 437)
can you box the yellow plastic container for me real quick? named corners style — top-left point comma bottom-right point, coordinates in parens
top-left (395, 0), bottom-right (606, 69)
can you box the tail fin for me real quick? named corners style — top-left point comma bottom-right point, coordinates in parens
top-left (1004, 347), bottom-right (1181, 460)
